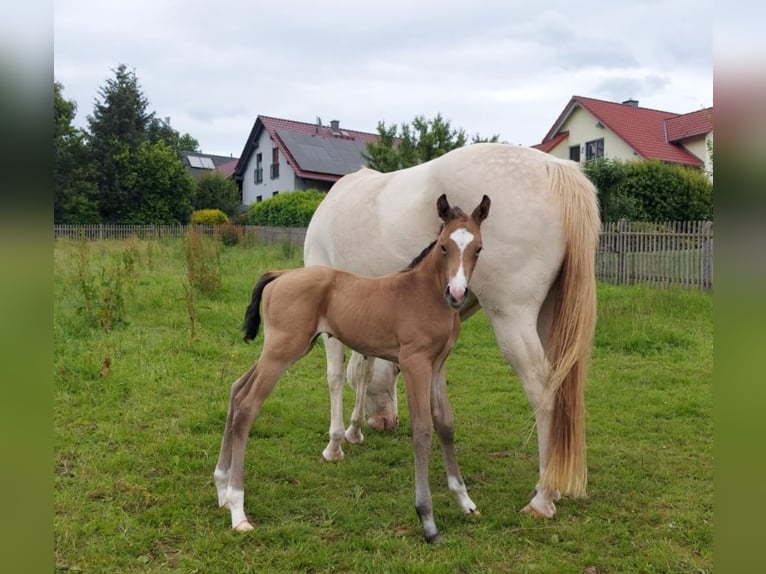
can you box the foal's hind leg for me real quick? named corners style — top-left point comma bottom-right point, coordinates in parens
top-left (431, 362), bottom-right (478, 516)
top-left (322, 335), bottom-right (347, 461)
top-left (215, 353), bottom-right (292, 531)
top-left (214, 363), bottom-right (257, 508)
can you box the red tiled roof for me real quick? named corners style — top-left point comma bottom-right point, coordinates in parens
top-left (665, 107), bottom-right (713, 142)
top-left (539, 96), bottom-right (711, 167)
top-left (259, 115), bottom-right (379, 145)
top-left (216, 159), bottom-right (238, 178)
top-left (531, 131), bottom-right (568, 153)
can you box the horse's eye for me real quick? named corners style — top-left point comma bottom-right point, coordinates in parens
top-left (475, 246), bottom-right (483, 256)
top-left (440, 244), bottom-right (447, 255)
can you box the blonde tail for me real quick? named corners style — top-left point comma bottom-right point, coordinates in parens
top-left (539, 160), bottom-right (600, 498)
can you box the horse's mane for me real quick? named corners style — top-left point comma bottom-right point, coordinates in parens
top-left (403, 240), bottom-right (437, 271)
top-left (402, 207), bottom-right (469, 272)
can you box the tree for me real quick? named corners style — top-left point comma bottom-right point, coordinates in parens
top-left (84, 64), bottom-right (200, 223)
top-left (115, 140), bottom-right (194, 224)
top-left (363, 113), bottom-right (499, 172)
top-left (87, 64), bottom-right (155, 222)
top-left (193, 171), bottom-right (241, 216)
top-left (148, 116), bottom-right (200, 157)
top-left (54, 81), bottom-right (100, 223)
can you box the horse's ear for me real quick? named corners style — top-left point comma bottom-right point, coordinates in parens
top-left (436, 194), bottom-right (451, 222)
top-left (472, 194), bottom-right (491, 224)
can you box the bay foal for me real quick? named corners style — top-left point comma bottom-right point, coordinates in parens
top-left (214, 194), bottom-right (490, 542)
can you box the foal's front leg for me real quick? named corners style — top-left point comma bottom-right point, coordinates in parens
top-left (401, 356), bottom-right (441, 543)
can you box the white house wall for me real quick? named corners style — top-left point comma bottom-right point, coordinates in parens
top-left (680, 133), bottom-right (713, 180)
top-left (549, 107), bottom-right (638, 162)
top-left (241, 131), bottom-right (298, 205)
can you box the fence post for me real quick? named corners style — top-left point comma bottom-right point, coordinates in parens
top-left (617, 219), bottom-right (627, 285)
top-left (702, 221), bottom-right (713, 290)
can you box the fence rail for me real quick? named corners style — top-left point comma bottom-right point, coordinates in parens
top-left (597, 220), bottom-right (713, 290)
top-left (53, 224), bottom-right (308, 245)
top-left (54, 221), bottom-right (713, 290)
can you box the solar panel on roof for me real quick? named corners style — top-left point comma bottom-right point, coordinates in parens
top-left (276, 130), bottom-right (367, 176)
top-left (188, 155), bottom-right (204, 168)
top-left (200, 157), bottom-right (216, 169)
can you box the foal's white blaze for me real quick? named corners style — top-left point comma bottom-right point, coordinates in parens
top-left (448, 228), bottom-right (474, 301)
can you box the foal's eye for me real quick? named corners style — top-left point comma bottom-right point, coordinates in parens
top-left (440, 244), bottom-right (447, 255)
top-left (475, 246), bottom-right (483, 256)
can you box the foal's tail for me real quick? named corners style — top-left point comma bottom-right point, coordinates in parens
top-left (540, 159), bottom-right (601, 498)
top-left (243, 271), bottom-right (284, 342)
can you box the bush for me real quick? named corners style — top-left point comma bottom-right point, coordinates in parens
top-left (583, 158), bottom-right (712, 221)
top-left (194, 172), bottom-right (241, 216)
top-left (247, 190), bottom-right (325, 227)
top-left (191, 209), bottom-right (228, 225)
top-left (219, 223), bottom-right (243, 247)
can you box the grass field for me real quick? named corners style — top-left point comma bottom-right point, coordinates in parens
top-left (54, 236), bottom-right (712, 573)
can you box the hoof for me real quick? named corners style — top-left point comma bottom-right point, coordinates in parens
top-left (521, 501), bottom-right (556, 518)
top-left (425, 531), bottom-right (444, 544)
top-left (368, 416), bottom-right (399, 432)
top-left (344, 428), bottom-right (364, 444)
top-left (234, 520), bottom-right (254, 532)
top-left (322, 448), bottom-right (345, 462)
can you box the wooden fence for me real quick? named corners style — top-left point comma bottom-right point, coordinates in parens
top-left (597, 220), bottom-right (713, 290)
top-left (53, 224), bottom-right (308, 246)
top-left (53, 221), bottom-right (713, 290)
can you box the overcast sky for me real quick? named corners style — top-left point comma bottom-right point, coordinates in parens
top-left (53, 0), bottom-right (713, 158)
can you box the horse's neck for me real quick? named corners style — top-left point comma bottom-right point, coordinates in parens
top-left (401, 248), bottom-right (447, 296)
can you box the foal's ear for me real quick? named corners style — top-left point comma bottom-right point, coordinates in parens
top-left (436, 194), bottom-right (452, 222)
top-left (472, 194), bottom-right (491, 224)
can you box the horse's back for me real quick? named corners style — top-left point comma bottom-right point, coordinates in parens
top-left (305, 144), bottom-right (591, 305)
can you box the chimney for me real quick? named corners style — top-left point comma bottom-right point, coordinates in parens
top-left (622, 99), bottom-right (639, 107)
top-left (330, 119), bottom-right (340, 133)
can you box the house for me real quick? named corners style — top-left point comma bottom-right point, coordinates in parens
top-left (180, 151), bottom-right (239, 179)
top-left (233, 115), bottom-right (380, 206)
top-left (533, 96), bottom-right (713, 178)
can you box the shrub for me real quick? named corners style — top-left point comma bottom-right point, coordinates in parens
top-left (219, 223), bottom-right (243, 247)
top-left (184, 227), bottom-right (221, 296)
top-left (194, 172), bottom-right (241, 216)
top-left (583, 158), bottom-right (713, 222)
top-left (191, 209), bottom-right (228, 225)
top-left (247, 190), bottom-right (325, 227)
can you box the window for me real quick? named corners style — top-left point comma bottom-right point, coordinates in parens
top-left (270, 147), bottom-right (280, 179)
top-left (273, 191), bottom-right (279, 196)
top-left (569, 145), bottom-right (581, 162)
top-left (256, 195), bottom-right (262, 203)
top-left (254, 153), bottom-right (263, 183)
top-left (585, 139), bottom-right (604, 161)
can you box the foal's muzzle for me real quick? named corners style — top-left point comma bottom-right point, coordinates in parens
top-left (445, 286), bottom-right (468, 310)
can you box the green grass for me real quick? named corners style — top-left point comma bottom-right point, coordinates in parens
top-left (54, 237), bottom-right (712, 573)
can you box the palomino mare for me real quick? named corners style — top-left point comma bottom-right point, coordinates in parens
top-left (304, 143), bottom-right (600, 518)
top-left (214, 194), bottom-right (491, 542)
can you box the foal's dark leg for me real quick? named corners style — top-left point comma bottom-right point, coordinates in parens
top-left (431, 363), bottom-right (478, 515)
top-left (400, 356), bottom-right (441, 543)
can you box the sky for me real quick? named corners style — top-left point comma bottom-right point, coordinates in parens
top-left (53, 0), bottom-right (714, 158)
